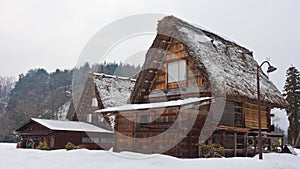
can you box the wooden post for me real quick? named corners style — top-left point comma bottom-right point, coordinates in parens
top-left (268, 138), bottom-right (271, 151)
top-left (234, 131), bottom-right (237, 157)
top-left (281, 135), bottom-right (284, 150)
top-left (207, 137), bottom-right (212, 145)
top-left (254, 135), bottom-right (257, 153)
top-left (295, 130), bottom-right (300, 148)
top-left (133, 113), bottom-right (137, 152)
top-left (244, 133), bottom-right (248, 157)
top-left (222, 131), bottom-right (225, 147)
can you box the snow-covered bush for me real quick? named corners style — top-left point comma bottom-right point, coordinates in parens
top-left (36, 141), bottom-right (49, 150)
top-left (65, 142), bottom-right (75, 150)
top-left (196, 143), bottom-right (224, 158)
top-left (65, 142), bottom-right (82, 150)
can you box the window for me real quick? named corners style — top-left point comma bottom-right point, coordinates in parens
top-left (100, 138), bottom-right (113, 144)
top-left (92, 98), bottom-right (98, 107)
top-left (98, 115), bottom-right (104, 122)
top-left (140, 114), bottom-right (149, 128)
top-left (87, 113), bottom-right (92, 123)
top-left (168, 60), bottom-right (186, 83)
top-left (82, 137), bottom-right (100, 143)
top-left (234, 102), bottom-right (243, 127)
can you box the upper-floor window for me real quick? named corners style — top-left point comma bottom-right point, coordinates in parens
top-left (167, 60), bottom-right (186, 88)
top-left (92, 98), bottom-right (98, 107)
top-left (140, 114), bottom-right (149, 128)
top-left (234, 102), bottom-right (243, 127)
top-left (87, 113), bottom-right (92, 123)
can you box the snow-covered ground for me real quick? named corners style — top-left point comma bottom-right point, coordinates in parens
top-left (1, 143), bottom-right (300, 169)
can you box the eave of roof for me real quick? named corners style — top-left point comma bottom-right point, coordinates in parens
top-left (17, 118), bottom-right (112, 133)
top-left (95, 97), bottom-right (211, 113)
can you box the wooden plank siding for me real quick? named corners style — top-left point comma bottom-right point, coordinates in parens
top-left (244, 102), bottom-right (269, 129)
top-left (212, 100), bottom-right (274, 157)
top-left (219, 101), bottom-right (270, 130)
top-left (114, 104), bottom-right (210, 158)
top-left (152, 39), bottom-right (206, 92)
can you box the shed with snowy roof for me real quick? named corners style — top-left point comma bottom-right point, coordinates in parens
top-left (97, 16), bottom-right (287, 158)
top-left (15, 118), bottom-right (113, 150)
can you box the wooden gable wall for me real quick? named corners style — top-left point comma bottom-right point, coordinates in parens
top-left (133, 35), bottom-right (210, 104)
top-left (76, 75), bottom-right (111, 130)
top-left (151, 39), bottom-right (206, 90)
top-left (16, 120), bottom-right (51, 134)
top-left (76, 75), bottom-right (103, 115)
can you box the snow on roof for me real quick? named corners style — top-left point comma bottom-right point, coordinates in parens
top-left (31, 118), bottom-right (112, 133)
top-left (151, 16), bottom-right (286, 107)
top-left (95, 97), bottom-right (212, 113)
top-left (92, 73), bottom-right (135, 108)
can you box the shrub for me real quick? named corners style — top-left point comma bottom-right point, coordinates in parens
top-left (37, 141), bottom-right (49, 150)
top-left (65, 142), bottom-right (82, 151)
top-left (65, 142), bottom-right (75, 150)
top-left (196, 143), bottom-right (225, 158)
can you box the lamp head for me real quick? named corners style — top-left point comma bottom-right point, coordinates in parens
top-left (267, 66), bottom-right (277, 73)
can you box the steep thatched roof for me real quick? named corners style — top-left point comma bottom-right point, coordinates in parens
top-left (92, 73), bottom-right (135, 108)
top-left (130, 16), bottom-right (287, 108)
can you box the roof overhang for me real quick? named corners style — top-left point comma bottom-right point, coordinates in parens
top-left (95, 97), bottom-right (212, 114)
top-left (216, 125), bottom-right (251, 133)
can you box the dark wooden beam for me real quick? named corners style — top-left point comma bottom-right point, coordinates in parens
top-left (234, 131), bottom-right (237, 157)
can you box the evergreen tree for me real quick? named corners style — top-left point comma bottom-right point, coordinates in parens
top-left (95, 62), bottom-right (140, 78)
top-left (283, 66), bottom-right (300, 146)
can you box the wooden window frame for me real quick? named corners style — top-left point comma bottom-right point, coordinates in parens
top-left (139, 114), bottom-right (149, 128)
top-left (167, 60), bottom-right (187, 89)
top-left (234, 102), bottom-right (243, 127)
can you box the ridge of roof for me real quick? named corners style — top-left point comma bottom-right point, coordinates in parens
top-left (91, 72), bottom-right (136, 82)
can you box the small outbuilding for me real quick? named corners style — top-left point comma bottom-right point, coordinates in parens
top-left (15, 118), bottom-right (113, 150)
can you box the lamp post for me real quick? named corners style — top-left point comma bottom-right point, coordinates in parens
top-left (257, 61), bottom-right (277, 160)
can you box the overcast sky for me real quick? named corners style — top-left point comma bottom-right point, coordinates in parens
top-left (0, 0), bottom-right (299, 91)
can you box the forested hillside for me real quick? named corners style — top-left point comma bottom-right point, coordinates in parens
top-left (0, 62), bottom-right (140, 142)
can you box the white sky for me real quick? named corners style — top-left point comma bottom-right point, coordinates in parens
top-left (0, 0), bottom-right (299, 91)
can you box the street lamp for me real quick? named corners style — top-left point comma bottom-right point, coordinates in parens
top-left (257, 60), bottom-right (277, 160)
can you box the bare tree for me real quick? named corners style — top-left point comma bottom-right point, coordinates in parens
top-left (0, 76), bottom-right (15, 113)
